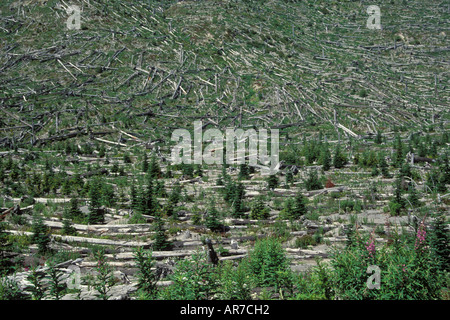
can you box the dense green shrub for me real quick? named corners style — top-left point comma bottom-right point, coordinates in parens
top-left (216, 260), bottom-right (253, 300)
top-left (159, 250), bottom-right (216, 300)
top-left (292, 260), bottom-right (334, 300)
top-left (295, 235), bottom-right (316, 249)
top-left (247, 237), bottom-right (291, 288)
top-left (340, 199), bottom-right (362, 213)
top-left (330, 225), bottom-right (446, 299)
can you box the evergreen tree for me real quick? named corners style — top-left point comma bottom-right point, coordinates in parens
top-left (266, 174), bottom-right (279, 190)
top-left (152, 215), bottom-right (171, 250)
top-left (393, 135), bottom-right (404, 167)
top-left (61, 179), bottom-right (71, 196)
top-left (205, 203), bottom-right (222, 231)
top-left (285, 171), bottom-right (294, 186)
top-left (111, 161), bottom-right (119, 174)
top-left (231, 182), bottom-right (246, 218)
top-left (65, 141), bottom-right (73, 155)
top-left (417, 142), bottom-right (427, 158)
top-left (320, 142), bottom-right (332, 171)
top-left (31, 214), bottom-right (51, 254)
top-left (194, 165), bottom-right (203, 177)
top-left (88, 178), bottom-right (104, 224)
top-left (379, 155), bottom-right (391, 178)
top-left (426, 169), bottom-right (446, 193)
top-left (142, 153), bottom-right (149, 173)
top-left (130, 183), bottom-right (139, 212)
top-left (280, 198), bottom-right (295, 220)
top-left (238, 163), bottom-right (250, 180)
top-left (304, 169), bottom-right (323, 191)
top-left (68, 197), bottom-right (83, 223)
top-left (165, 165), bottom-right (173, 178)
top-left (249, 196), bottom-right (269, 220)
top-left (429, 212), bottom-right (450, 272)
top-left (181, 163), bottom-right (194, 178)
top-left (123, 153), bottom-right (132, 164)
top-left (168, 183), bottom-right (182, 206)
top-left (129, 210), bottom-right (147, 224)
top-left (374, 131), bottom-right (383, 144)
top-left (98, 145), bottom-right (106, 158)
top-left (154, 180), bottom-right (167, 198)
top-left (41, 172), bottom-right (51, 194)
top-left (438, 153), bottom-right (450, 185)
top-left (371, 163), bottom-right (379, 177)
top-left (333, 145), bottom-right (347, 169)
top-left (163, 201), bottom-right (175, 218)
top-left (353, 152), bottom-right (360, 166)
top-left (129, 183), bottom-right (146, 224)
top-left (399, 163), bottom-right (412, 179)
top-left (93, 249), bottom-right (115, 300)
top-left (223, 179), bottom-right (236, 204)
top-left (101, 183), bottom-right (116, 208)
top-left (62, 208), bottom-right (76, 235)
top-left (148, 154), bottom-right (161, 178)
top-left (393, 178), bottom-right (405, 207)
top-left (141, 175), bottom-right (159, 216)
top-left (436, 174), bottom-right (447, 193)
top-left (389, 178), bottom-right (406, 216)
top-left (0, 221), bottom-right (13, 274)
top-left (304, 140), bottom-right (320, 165)
top-left (217, 164), bottom-right (229, 186)
top-left (293, 191), bottom-right (308, 219)
top-left (407, 184), bottom-right (421, 208)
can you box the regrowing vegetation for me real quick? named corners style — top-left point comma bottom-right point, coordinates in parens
top-left (0, 0), bottom-right (449, 300)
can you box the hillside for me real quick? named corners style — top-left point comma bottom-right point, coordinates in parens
top-left (0, 0), bottom-right (449, 302)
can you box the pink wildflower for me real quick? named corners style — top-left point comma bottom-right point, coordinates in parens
top-left (398, 264), bottom-right (407, 272)
top-left (365, 234), bottom-right (376, 258)
top-left (414, 222), bottom-right (427, 252)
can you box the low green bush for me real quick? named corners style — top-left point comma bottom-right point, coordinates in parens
top-left (330, 224), bottom-right (446, 299)
top-left (246, 237), bottom-right (291, 289)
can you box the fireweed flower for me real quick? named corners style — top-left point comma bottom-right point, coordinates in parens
top-left (414, 222), bottom-right (427, 252)
top-left (397, 264), bottom-right (407, 272)
top-left (365, 234), bottom-right (376, 259)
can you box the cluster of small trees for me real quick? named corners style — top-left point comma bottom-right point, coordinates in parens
top-left (302, 136), bottom-right (347, 171)
top-left (279, 192), bottom-right (308, 220)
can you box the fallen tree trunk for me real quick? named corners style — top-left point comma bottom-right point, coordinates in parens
top-left (5, 230), bottom-right (151, 248)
